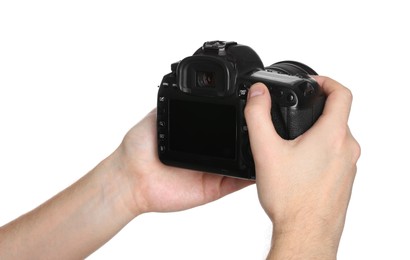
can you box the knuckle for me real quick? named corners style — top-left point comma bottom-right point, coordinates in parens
top-left (340, 86), bottom-right (354, 103)
top-left (329, 125), bottom-right (361, 164)
top-left (351, 139), bottom-right (361, 163)
top-left (330, 124), bottom-right (349, 143)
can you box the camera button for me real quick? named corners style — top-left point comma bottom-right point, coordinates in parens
top-left (300, 83), bottom-right (315, 96)
top-left (272, 89), bottom-right (284, 98)
top-left (239, 83), bottom-right (249, 99)
top-left (158, 106), bottom-right (167, 115)
top-left (158, 96), bottom-right (167, 102)
top-left (159, 145), bottom-right (166, 154)
top-left (239, 89), bottom-right (247, 97)
top-left (158, 120), bottom-right (166, 127)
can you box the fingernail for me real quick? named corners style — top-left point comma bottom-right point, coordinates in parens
top-left (248, 84), bottom-right (265, 98)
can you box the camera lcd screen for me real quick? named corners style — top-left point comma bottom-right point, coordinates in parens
top-left (169, 99), bottom-right (236, 159)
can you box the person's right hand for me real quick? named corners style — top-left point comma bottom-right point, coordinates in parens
top-left (244, 76), bottom-right (361, 258)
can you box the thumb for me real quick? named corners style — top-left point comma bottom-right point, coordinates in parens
top-left (244, 83), bottom-right (283, 163)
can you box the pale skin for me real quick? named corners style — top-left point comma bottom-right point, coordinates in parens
top-left (0, 76), bottom-right (360, 259)
top-left (246, 76), bottom-right (360, 259)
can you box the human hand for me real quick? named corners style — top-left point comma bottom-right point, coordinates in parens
top-left (244, 77), bottom-right (360, 258)
top-left (0, 109), bottom-right (252, 259)
top-left (112, 109), bottom-right (253, 216)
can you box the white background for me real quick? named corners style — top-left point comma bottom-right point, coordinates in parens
top-left (1, 1), bottom-right (409, 259)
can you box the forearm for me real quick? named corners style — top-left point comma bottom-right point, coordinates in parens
top-left (0, 152), bottom-right (138, 259)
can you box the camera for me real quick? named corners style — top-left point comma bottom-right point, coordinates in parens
top-left (157, 41), bottom-right (325, 179)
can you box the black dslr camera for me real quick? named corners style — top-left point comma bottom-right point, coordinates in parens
top-left (157, 41), bottom-right (325, 179)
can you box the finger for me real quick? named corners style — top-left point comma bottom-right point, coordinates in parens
top-left (244, 83), bottom-right (283, 162)
top-left (201, 174), bottom-right (254, 203)
top-left (218, 177), bottom-right (254, 198)
top-left (313, 76), bottom-right (353, 124)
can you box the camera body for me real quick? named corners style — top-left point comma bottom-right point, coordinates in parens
top-left (157, 41), bottom-right (325, 179)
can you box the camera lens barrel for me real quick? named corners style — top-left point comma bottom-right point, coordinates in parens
top-left (266, 60), bottom-right (318, 76)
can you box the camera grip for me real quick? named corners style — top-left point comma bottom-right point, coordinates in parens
top-left (279, 95), bottom-right (325, 139)
top-left (270, 101), bottom-right (288, 139)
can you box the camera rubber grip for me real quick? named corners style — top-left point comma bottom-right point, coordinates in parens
top-left (271, 102), bottom-right (289, 139)
top-left (282, 95), bottom-right (325, 139)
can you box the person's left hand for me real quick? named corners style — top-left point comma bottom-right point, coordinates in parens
top-left (112, 109), bottom-right (253, 215)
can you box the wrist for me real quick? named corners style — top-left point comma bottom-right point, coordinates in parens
top-left (96, 150), bottom-right (144, 220)
top-left (268, 222), bottom-right (341, 260)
